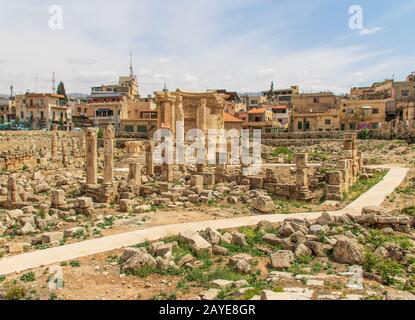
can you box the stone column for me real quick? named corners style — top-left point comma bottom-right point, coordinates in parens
top-left (7, 174), bottom-right (19, 205)
top-left (51, 126), bottom-right (58, 158)
top-left (197, 99), bottom-right (207, 133)
top-left (337, 159), bottom-right (350, 192)
top-left (71, 137), bottom-right (78, 155)
top-left (344, 132), bottom-right (358, 183)
top-left (146, 143), bottom-right (154, 176)
top-left (162, 163), bottom-right (174, 182)
top-left (128, 163), bottom-right (142, 186)
top-left (357, 151), bottom-right (364, 173)
top-left (61, 141), bottom-right (68, 167)
top-left (326, 171), bottom-right (343, 201)
top-left (240, 162), bottom-right (250, 177)
top-left (215, 152), bottom-right (227, 175)
top-left (85, 128), bottom-right (98, 186)
top-left (295, 153), bottom-right (311, 198)
top-left (103, 125), bottom-right (115, 185)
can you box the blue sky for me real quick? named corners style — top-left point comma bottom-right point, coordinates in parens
top-left (0, 0), bottom-right (414, 95)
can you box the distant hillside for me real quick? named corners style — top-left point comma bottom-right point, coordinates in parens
top-left (68, 93), bottom-right (89, 100)
top-left (0, 94), bottom-right (9, 98)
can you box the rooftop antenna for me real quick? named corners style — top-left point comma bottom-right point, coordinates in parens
top-left (52, 72), bottom-right (56, 94)
top-left (163, 80), bottom-right (168, 92)
top-left (129, 50), bottom-right (134, 78)
top-left (10, 85), bottom-right (14, 97)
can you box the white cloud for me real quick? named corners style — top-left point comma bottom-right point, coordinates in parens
top-left (184, 73), bottom-right (198, 83)
top-left (153, 57), bottom-right (170, 65)
top-left (67, 58), bottom-right (97, 66)
top-left (359, 27), bottom-right (383, 36)
top-left (0, 1), bottom-right (411, 96)
top-left (255, 68), bottom-right (276, 78)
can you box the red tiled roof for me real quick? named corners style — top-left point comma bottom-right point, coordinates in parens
top-left (224, 112), bottom-right (243, 123)
top-left (247, 107), bottom-right (268, 114)
top-left (272, 106), bottom-right (288, 110)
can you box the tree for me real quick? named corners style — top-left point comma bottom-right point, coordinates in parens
top-left (56, 81), bottom-right (68, 104)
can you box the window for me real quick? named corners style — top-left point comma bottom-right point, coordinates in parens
top-left (298, 121), bottom-right (303, 130)
top-left (137, 126), bottom-right (147, 133)
top-left (325, 119), bottom-right (331, 125)
top-left (346, 109), bottom-right (354, 115)
top-left (372, 108), bottom-right (379, 114)
top-left (313, 98), bottom-right (319, 103)
top-left (341, 124), bottom-right (345, 131)
top-left (402, 90), bottom-right (409, 97)
top-left (124, 125), bottom-right (134, 133)
top-left (96, 109), bottom-right (114, 117)
top-left (349, 123), bottom-right (356, 130)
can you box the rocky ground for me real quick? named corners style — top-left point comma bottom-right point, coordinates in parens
top-left (1, 206), bottom-right (415, 300)
top-left (1, 133), bottom-right (415, 300)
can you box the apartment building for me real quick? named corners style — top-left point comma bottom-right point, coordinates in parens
top-left (86, 74), bottom-right (139, 130)
top-left (0, 97), bottom-right (9, 122)
top-left (240, 93), bottom-right (267, 110)
top-left (340, 98), bottom-right (391, 130)
top-left (292, 93), bottom-right (340, 131)
top-left (15, 93), bottom-right (72, 129)
top-left (120, 97), bottom-right (158, 136)
top-left (262, 85), bottom-right (299, 106)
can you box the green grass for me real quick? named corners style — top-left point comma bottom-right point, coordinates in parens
top-left (0, 275), bottom-right (5, 283)
top-left (309, 151), bottom-right (330, 162)
top-left (96, 216), bottom-right (115, 229)
top-left (343, 171), bottom-right (387, 202)
top-left (271, 147), bottom-right (294, 162)
top-left (363, 252), bottom-right (403, 285)
top-left (20, 272), bottom-right (36, 283)
top-left (273, 198), bottom-right (312, 213)
top-left (402, 206), bottom-right (415, 217)
top-left (152, 292), bottom-right (177, 300)
top-left (364, 229), bottom-right (413, 250)
top-left (69, 260), bottom-right (81, 268)
top-left (396, 185), bottom-right (415, 196)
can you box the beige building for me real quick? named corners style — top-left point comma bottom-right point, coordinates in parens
top-left (240, 93), bottom-right (267, 110)
top-left (262, 85), bottom-right (299, 106)
top-left (0, 97), bottom-right (9, 122)
top-left (15, 93), bottom-right (72, 129)
top-left (86, 74), bottom-right (139, 130)
top-left (340, 98), bottom-right (391, 130)
top-left (237, 107), bottom-right (281, 133)
top-left (120, 97), bottom-right (158, 136)
top-left (292, 93), bottom-right (340, 131)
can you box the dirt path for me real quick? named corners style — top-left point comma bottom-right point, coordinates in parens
top-left (0, 166), bottom-right (408, 275)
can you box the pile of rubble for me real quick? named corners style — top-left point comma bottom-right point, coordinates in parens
top-left (116, 206), bottom-right (415, 300)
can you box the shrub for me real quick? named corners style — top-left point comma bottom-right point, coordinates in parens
top-left (358, 129), bottom-right (370, 140)
top-left (69, 260), bottom-right (81, 268)
top-left (2, 281), bottom-right (26, 300)
top-left (20, 272), bottom-right (36, 283)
